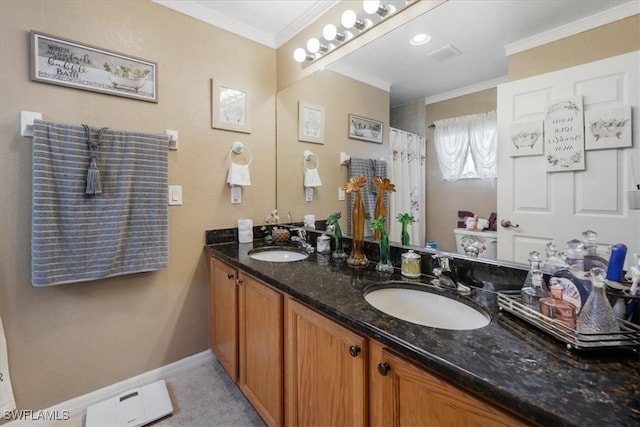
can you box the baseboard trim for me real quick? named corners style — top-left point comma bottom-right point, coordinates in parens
top-left (25, 350), bottom-right (214, 421)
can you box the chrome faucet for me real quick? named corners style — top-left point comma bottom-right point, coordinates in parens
top-left (291, 228), bottom-right (314, 253)
top-left (431, 253), bottom-right (470, 294)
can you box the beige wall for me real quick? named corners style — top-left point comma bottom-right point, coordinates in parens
top-left (509, 15), bottom-right (640, 80)
top-left (276, 70), bottom-right (389, 229)
top-left (0, 0), bottom-right (275, 411)
top-left (425, 89), bottom-right (498, 252)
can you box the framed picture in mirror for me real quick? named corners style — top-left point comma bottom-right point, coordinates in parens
top-left (349, 114), bottom-right (383, 144)
top-left (298, 102), bottom-right (325, 144)
top-left (212, 80), bottom-right (251, 133)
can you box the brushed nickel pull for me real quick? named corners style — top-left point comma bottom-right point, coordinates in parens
top-left (500, 219), bottom-right (519, 229)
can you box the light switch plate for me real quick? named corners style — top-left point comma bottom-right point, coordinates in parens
top-left (338, 187), bottom-right (346, 201)
top-left (231, 186), bottom-right (242, 204)
top-left (168, 185), bottom-right (182, 205)
top-left (165, 129), bottom-right (178, 150)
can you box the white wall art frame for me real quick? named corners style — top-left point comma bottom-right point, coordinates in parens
top-left (298, 101), bottom-right (325, 144)
top-left (212, 80), bottom-right (251, 133)
top-left (509, 120), bottom-right (544, 157)
top-left (585, 105), bottom-right (632, 150)
top-left (544, 95), bottom-right (585, 172)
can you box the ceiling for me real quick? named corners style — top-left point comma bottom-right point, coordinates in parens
top-left (154, 0), bottom-right (637, 106)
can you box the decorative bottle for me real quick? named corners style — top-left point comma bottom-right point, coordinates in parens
top-left (581, 230), bottom-right (608, 271)
top-left (521, 270), bottom-right (549, 310)
top-left (397, 213), bottom-right (415, 246)
top-left (539, 279), bottom-right (576, 329)
top-left (550, 268), bottom-right (592, 315)
top-left (541, 242), bottom-right (568, 275)
top-left (326, 211), bottom-right (346, 262)
top-left (522, 251), bottom-right (549, 292)
top-left (577, 268), bottom-right (620, 334)
top-left (370, 216), bottom-right (394, 273)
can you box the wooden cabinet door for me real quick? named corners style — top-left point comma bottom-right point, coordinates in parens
top-left (285, 298), bottom-right (367, 427)
top-left (209, 257), bottom-right (238, 381)
top-left (239, 273), bottom-right (283, 427)
top-left (371, 342), bottom-right (527, 427)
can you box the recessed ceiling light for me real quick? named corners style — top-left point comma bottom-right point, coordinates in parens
top-left (410, 33), bottom-right (431, 46)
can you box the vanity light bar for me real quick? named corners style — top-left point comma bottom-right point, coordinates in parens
top-left (293, 1), bottom-right (399, 64)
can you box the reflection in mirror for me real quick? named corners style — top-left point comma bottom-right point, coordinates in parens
top-left (276, 0), bottom-right (637, 264)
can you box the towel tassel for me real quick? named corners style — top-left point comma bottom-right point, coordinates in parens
top-left (86, 157), bottom-right (102, 195)
top-left (83, 125), bottom-right (108, 196)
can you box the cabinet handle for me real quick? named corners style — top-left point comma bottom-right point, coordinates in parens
top-left (236, 279), bottom-right (243, 286)
top-left (377, 362), bottom-right (390, 376)
top-left (348, 345), bottom-right (361, 357)
top-left (227, 273), bottom-right (235, 280)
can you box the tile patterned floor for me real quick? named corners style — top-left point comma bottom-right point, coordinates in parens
top-left (45, 356), bottom-right (265, 427)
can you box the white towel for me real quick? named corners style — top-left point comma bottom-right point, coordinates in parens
top-left (304, 168), bottom-right (322, 187)
top-left (227, 163), bottom-right (251, 186)
top-left (0, 316), bottom-right (16, 412)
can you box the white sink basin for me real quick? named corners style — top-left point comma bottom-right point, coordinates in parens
top-left (248, 247), bottom-right (309, 262)
top-left (364, 287), bottom-right (490, 330)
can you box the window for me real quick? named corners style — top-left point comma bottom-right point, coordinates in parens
top-left (433, 111), bottom-right (497, 181)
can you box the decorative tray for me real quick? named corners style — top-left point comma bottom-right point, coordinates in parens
top-left (497, 291), bottom-right (640, 351)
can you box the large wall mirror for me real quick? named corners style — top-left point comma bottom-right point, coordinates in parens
top-left (276, 0), bottom-right (637, 264)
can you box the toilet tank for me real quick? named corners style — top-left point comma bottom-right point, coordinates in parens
top-left (453, 229), bottom-right (498, 259)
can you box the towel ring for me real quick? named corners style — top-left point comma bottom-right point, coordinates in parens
top-left (303, 150), bottom-right (319, 170)
top-left (228, 142), bottom-right (252, 165)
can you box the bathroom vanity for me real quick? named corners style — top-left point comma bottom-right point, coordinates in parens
top-left (205, 235), bottom-right (639, 427)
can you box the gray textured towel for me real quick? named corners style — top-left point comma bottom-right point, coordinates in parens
top-left (346, 158), bottom-right (388, 237)
top-left (31, 120), bottom-right (169, 287)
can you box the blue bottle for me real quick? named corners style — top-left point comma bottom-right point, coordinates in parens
top-left (606, 244), bottom-right (627, 282)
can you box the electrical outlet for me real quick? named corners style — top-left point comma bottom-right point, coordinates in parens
top-left (338, 187), bottom-right (346, 201)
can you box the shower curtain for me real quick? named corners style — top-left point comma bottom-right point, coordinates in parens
top-left (389, 128), bottom-right (426, 246)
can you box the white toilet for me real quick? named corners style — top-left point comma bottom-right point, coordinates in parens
top-left (453, 229), bottom-right (498, 259)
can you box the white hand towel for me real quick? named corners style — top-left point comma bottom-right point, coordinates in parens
top-left (227, 163), bottom-right (251, 186)
top-left (304, 168), bottom-right (322, 187)
top-left (237, 218), bottom-right (253, 243)
top-left (0, 316), bottom-right (16, 412)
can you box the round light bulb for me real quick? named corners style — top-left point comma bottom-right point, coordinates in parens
top-left (363, 0), bottom-right (380, 14)
top-left (306, 38), bottom-right (320, 53)
top-left (341, 10), bottom-right (357, 29)
top-left (293, 48), bottom-right (308, 63)
top-left (323, 24), bottom-right (337, 41)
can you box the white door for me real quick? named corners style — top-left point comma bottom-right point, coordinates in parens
top-left (497, 51), bottom-right (640, 267)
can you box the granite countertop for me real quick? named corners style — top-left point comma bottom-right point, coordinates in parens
top-left (205, 240), bottom-right (639, 426)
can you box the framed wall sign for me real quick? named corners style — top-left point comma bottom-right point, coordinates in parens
top-left (298, 102), bottom-right (325, 144)
top-left (30, 31), bottom-right (157, 103)
top-left (349, 114), bottom-right (383, 144)
top-left (584, 105), bottom-right (632, 150)
top-left (212, 80), bottom-right (252, 133)
top-left (509, 120), bottom-right (544, 157)
top-left (544, 96), bottom-right (585, 172)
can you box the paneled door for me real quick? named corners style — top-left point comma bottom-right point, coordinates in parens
top-left (497, 51), bottom-right (639, 265)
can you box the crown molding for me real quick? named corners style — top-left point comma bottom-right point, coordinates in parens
top-left (153, 0), bottom-right (338, 49)
top-left (152, 0), bottom-right (276, 47)
top-left (424, 76), bottom-right (509, 105)
top-left (275, 1), bottom-right (339, 47)
top-left (505, 1), bottom-right (640, 56)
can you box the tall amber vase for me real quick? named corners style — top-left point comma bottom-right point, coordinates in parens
top-left (348, 191), bottom-right (368, 267)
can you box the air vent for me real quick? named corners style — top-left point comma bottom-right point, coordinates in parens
top-left (428, 44), bottom-right (463, 62)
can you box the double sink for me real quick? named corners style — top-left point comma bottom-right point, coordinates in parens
top-left (248, 246), bottom-right (491, 331)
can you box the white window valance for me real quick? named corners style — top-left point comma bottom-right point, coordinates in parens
top-left (433, 110), bottom-right (497, 181)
